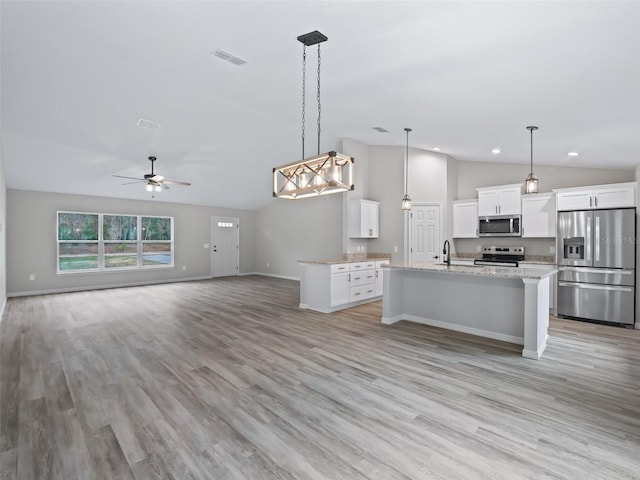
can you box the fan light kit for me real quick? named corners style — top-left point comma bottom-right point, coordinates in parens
top-left (273, 30), bottom-right (354, 199)
top-left (113, 156), bottom-right (191, 193)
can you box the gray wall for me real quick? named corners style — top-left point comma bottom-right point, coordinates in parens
top-left (456, 160), bottom-right (634, 199)
top-left (0, 148), bottom-right (6, 311)
top-left (7, 190), bottom-right (256, 295)
top-left (342, 138), bottom-right (371, 254)
top-left (254, 194), bottom-right (343, 280)
top-left (453, 160), bottom-right (635, 255)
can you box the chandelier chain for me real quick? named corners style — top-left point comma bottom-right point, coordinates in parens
top-left (301, 45), bottom-right (306, 160)
top-left (317, 44), bottom-right (321, 155)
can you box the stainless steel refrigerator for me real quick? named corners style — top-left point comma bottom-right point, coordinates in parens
top-left (557, 208), bottom-right (636, 326)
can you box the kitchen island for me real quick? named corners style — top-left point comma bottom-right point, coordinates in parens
top-left (382, 263), bottom-right (557, 359)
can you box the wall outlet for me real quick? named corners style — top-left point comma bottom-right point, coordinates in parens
top-left (182, 265), bottom-right (187, 271)
top-left (266, 262), bottom-right (270, 268)
top-left (477, 245), bottom-right (482, 252)
top-left (550, 246), bottom-right (556, 254)
top-left (204, 243), bottom-right (210, 248)
top-left (29, 274), bottom-right (35, 281)
top-left (393, 245), bottom-right (398, 252)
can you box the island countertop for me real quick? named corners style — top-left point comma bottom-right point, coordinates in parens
top-left (384, 262), bottom-right (557, 280)
top-left (298, 253), bottom-right (391, 265)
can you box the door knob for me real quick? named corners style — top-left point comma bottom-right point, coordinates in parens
top-left (433, 255), bottom-right (439, 259)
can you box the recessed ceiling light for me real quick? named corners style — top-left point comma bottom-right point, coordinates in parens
top-left (568, 152), bottom-right (580, 157)
top-left (372, 126), bottom-right (389, 133)
top-left (432, 147), bottom-right (441, 151)
top-left (491, 148), bottom-right (501, 154)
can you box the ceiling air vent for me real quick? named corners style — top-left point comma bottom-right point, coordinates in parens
top-left (137, 118), bottom-right (160, 130)
top-left (214, 49), bottom-right (248, 66)
top-left (372, 126), bottom-right (389, 133)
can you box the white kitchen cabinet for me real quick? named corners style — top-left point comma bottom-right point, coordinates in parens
top-left (349, 199), bottom-right (379, 238)
top-left (555, 182), bottom-right (636, 211)
top-left (375, 260), bottom-right (389, 296)
top-left (299, 259), bottom-right (388, 313)
top-left (330, 271), bottom-right (350, 307)
top-left (522, 193), bottom-right (556, 238)
top-left (452, 200), bottom-right (478, 238)
top-left (476, 184), bottom-right (522, 216)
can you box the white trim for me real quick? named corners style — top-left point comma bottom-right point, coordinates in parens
top-left (522, 337), bottom-right (548, 360)
top-left (7, 276), bottom-right (211, 298)
top-left (382, 313), bottom-right (524, 345)
top-left (0, 297), bottom-right (6, 323)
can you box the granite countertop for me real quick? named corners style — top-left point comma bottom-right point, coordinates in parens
top-left (298, 253), bottom-right (392, 265)
top-left (384, 262), bottom-right (557, 280)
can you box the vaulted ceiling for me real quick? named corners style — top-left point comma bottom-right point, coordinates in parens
top-left (2, 1), bottom-right (639, 209)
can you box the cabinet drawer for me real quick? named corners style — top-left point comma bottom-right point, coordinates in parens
top-left (350, 284), bottom-right (376, 302)
top-left (330, 263), bottom-right (349, 274)
top-left (350, 261), bottom-right (376, 271)
top-left (350, 269), bottom-right (376, 286)
top-left (375, 260), bottom-right (390, 268)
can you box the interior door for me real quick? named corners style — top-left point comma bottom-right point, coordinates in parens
top-left (410, 204), bottom-right (441, 264)
top-left (211, 216), bottom-right (239, 277)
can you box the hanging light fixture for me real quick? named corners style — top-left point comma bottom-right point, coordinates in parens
top-left (524, 125), bottom-right (539, 194)
top-left (273, 31), bottom-right (354, 199)
top-left (401, 127), bottom-right (412, 210)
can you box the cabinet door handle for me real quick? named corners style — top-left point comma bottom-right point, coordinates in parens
top-left (595, 196), bottom-right (598, 207)
top-left (590, 196), bottom-right (593, 207)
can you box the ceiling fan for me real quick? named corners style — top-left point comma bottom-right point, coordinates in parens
top-left (113, 156), bottom-right (191, 192)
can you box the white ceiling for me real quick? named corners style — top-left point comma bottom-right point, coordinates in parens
top-left (2, 1), bottom-right (639, 210)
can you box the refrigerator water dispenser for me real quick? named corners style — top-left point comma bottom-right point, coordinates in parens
top-left (563, 237), bottom-right (584, 260)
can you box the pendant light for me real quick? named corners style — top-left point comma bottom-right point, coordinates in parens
top-left (273, 31), bottom-right (354, 200)
top-left (524, 125), bottom-right (539, 194)
top-left (401, 127), bottom-right (412, 210)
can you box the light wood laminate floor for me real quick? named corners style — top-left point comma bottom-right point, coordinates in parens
top-left (1, 276), bottom-right (639, 479)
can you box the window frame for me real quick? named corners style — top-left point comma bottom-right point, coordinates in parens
top-left (57, 211), bottom-right (174, 274)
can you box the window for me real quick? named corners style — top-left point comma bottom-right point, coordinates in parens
top-left (57, 212), bottom-right (174, 273)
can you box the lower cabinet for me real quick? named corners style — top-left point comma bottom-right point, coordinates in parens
top-left (300, 260), bottom-right (387, 313)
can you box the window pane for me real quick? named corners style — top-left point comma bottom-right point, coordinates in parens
top-left (58, 213), bottom-right (98, 241)
top-left (103, 215), bottom-right (138, 240)
top-left (143, 243), bottom-right (172, 266)
top-left (105, 243), bottom-right (138, 268)
top-left (58, 243), bottom-right (98, 270)
top-left (141, 217), bottom-right (172, 241)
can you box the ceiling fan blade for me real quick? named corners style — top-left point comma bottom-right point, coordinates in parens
top-left (162, 179), bottom-right (191, 186)
top-left (113, 174), bottom-right (144, 181)
top-left (121, 181), bottom-right (144, 185)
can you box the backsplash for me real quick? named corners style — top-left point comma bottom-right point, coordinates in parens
top-left (453, 237), bottom-right (556, 257)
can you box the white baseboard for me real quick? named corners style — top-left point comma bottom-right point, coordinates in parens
top-left (383, 313), bottom-right (524, 346)
top-left (522, 338), bottom-right (547, 360)
top-left (0, 296), bottom-right (6, 325)
top-left (7, 276), bottom-right (212, 298)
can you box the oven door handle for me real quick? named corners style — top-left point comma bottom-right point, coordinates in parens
top-left (558, 282), bottom-right (633, 292)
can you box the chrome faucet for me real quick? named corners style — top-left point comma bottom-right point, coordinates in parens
top-left (443, 240), bottom-right (451, 266)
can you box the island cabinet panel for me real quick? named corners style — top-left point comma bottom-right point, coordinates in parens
top-left (452, 200), bottom-right (478, 238)
top-left (555, 182), bottom-right (636, 211)
top-left (349, 199), bottom-right (380, 238)
top-left (522, 193), bottom-right (556, 237)
top-left (477, 184), bottom-right (522, 216)
top-left (330, 271), bottom-right (350, 306)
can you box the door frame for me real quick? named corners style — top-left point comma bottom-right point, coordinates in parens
top-left (406, 203), bottom-right (443, 264)
top-left (211, 216), bottom-right (240, 278)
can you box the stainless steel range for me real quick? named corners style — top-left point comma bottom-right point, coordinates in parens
top-left (474, 246), bottom-right (524, 267)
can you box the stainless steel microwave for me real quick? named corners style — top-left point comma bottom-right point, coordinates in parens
top-left (478, 215), bottom-right (521, 237)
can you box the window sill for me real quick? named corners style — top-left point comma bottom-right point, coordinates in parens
top-left (56, 265), bottom-right (175, 275)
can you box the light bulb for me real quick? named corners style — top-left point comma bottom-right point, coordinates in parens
top-left (155, 185), bottom-right (162, 192)
top-left (146, 184), bottom-right (153, 192)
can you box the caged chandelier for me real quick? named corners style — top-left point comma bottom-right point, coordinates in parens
top-left (273, 31), bottom-right (354, 199)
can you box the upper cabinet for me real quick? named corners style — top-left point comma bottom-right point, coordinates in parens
top-left (348, 199), bottom-right (379, 238)
top-left (452, 200), bottom-right (478, 238)
top-left (522, 193), bottom-right (556, 237)
top-left (476, 184), bottom-right (522, 216)
top-left (554, 182), bottom-right (636, 211)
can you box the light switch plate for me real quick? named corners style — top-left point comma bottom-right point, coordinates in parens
top-left (204, 243), bottom-right (210, 248)
top-left (550, 246), bottom-right (556, 254)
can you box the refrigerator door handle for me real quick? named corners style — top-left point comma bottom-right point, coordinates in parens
top-left (594, 215), bottom-right (600, 262)
top-left (559, 267), bottom-right (634, 275)
top-left (558, 282), bottom-right (633, 292)
top-left (585, 214), bottom-right (592, 262)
